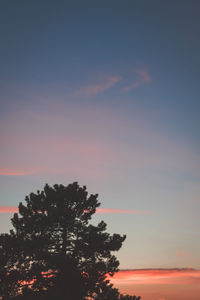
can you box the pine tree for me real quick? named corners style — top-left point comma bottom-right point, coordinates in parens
top-left (0, 182), bottom-right (134, 300)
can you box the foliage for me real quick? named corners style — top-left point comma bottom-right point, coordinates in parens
top-left (0, 182), bottom-right (140, 300)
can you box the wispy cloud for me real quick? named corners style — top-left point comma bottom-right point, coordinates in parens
top-left (124, 69), bottom-right (151, 91)
top-left (0, 206), bottom-right (18, 213)
top-left (0, 169), bottom-right (33, 176)
top-left (2, 102), bottom-right (199, 183)
top-left (73, 76), bottom-right (123, 97)
top-left (96, 208), bottom-right (150, 214)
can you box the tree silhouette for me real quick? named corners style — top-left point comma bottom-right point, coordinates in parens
top-left (0, 182), bottom-right (140, 300)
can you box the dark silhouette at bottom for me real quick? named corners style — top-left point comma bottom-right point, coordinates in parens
top-left (0, 183), bottom-right (141, 300)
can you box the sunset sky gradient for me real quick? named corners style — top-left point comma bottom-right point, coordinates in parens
top-left (1, 1), bottom-right (200, 299)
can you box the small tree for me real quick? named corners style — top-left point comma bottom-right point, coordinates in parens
top-left (0, 182), bottom-right (140, 300)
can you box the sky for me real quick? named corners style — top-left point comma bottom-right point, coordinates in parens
top-left (0, 1), bottom-right (200, 299)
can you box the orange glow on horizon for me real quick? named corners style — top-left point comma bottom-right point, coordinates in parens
top-left (109, 268), bottom-right (200, 285)
top-left (109, 269), bottom-right (200, 300)
top-left (3, 269), bottom-right (200, 300)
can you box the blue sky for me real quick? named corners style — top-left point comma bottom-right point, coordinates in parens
top-left (1, 1), bottom-right (200, 298)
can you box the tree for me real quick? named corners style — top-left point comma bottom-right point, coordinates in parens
top-left (0, 182), bottom-right (140, 300)
top-left (0, 234), bottom-right (21, 299)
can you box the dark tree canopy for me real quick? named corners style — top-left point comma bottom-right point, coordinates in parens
top-left (0, 182), bottom-right (140, 300)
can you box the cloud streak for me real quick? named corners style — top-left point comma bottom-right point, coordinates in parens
top-left (0, 206), bottom-right (18, 213)
top-left (0, 206), bottom-right (149, 215)
top-left (73, 76), bottom-right (122, 97)
top-left (0, 169), bottom-right (33, 176)
top-left (124, 69), bottom-right (151, 91)
top-left (96, 208), bottom-right (150, 214)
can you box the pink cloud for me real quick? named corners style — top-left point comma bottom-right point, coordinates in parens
top-left (0, 206), bottom-right (149, 215)
top-left (0, 169), bottom-right (33, 176)
top-left (0, 206), bottom-right (18, 213)
top-left (135, 69), bottom-right (151, 83)
top-left (176, 250), bottom-right (186, 257)
top-left (124, 69), bottom-right (151, 91)
top-left (96, 208), bottom-right (150, 214)
top-left (74, 76), bottom-right (123, 97)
